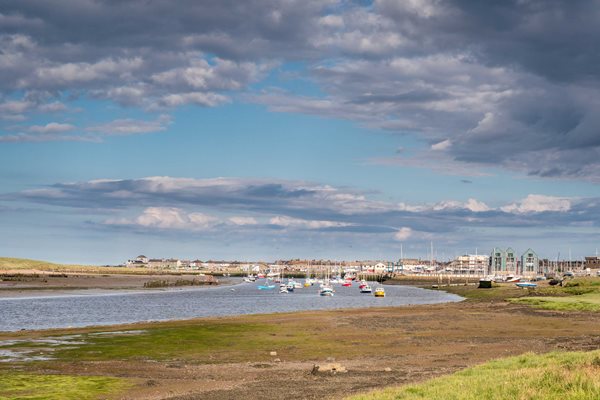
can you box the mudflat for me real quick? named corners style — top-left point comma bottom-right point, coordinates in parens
top-left (1, 288), bottom-right (599, 399)
top-left (0, 271), bottom-right (218, 298)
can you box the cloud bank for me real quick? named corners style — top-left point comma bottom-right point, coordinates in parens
top-left (0, 0), bottom-right (599, 181)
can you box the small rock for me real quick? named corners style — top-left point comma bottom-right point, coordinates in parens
top-left (269, 351), bottom-right (277, 356)
top-left (311, 363), bottom-right (347, 375)
top-left (384, 367), bottom-right (392, 372)
top-left (273, 358), bottom-right (281, 362)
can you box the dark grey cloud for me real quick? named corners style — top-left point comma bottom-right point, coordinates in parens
top-left (2, 0), bottom-right (600, 181)
top-left (253, 0), bottom-right (600, 181)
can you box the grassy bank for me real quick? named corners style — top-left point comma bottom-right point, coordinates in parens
top-left (511, 292), bottom-right (600, 312)
top-left (0, 372), bottom-right (128, 400)
top-left (349, 350), bottom-right (600, 400)
top-left (509, 278), bottom-right (600, 312)
top-left (0, 257), bottom-right (187, 275)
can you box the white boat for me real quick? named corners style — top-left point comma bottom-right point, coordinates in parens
top-left (360, 285), bottom-right (372, 293)
top-left (319, 286), bottom-right (334, 296)
top-left (289, 280), bottom-right (302, 289)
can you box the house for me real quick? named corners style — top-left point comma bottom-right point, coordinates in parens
top-left (147, 259), bottom-right (165, 268)
top-left (520, 248), bottom-right (539, 275)
top-left (126, 254), bottom-right (149, 267)
top-left (489, 248), bottom-right (518, 275)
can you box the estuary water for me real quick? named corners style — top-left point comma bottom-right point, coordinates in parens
top-left (0, 280), bottom-right (462, 331)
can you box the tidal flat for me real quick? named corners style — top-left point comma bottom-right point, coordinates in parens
top-left (2, 281), bottom-right (600, 399)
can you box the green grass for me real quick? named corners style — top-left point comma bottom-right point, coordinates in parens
top-left (439, 284), bottom-right (527, 302)
top-left (16, 314), bottom-right (395, 365)
top-left (0, 372), bottom-right (128, 400)
top-left (510, 292), bottom-right (600, 312)
top-left (348, 351), bottom-right (600, 400)
top-left (52, 322), bottom-right (279, 362)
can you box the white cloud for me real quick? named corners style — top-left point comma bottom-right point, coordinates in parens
top-left (86, 115), bottom-right (171, 136)
top-left (269, 215), bottom-right (352, 229)
top-left (433, 198), bottom-right (490, 212)
top-left (28, 122), bottom-right (75, 134)
top-left (465, 198), bottom-right (490, 212)
top-left (431, 139), bottom-right (451, 151)
top-left (25, 57), bottom-right (144, 87)
top-left (106, 207), bottom-right (219, 231)
top-left (228, 216), bottom-right (258, 225)
top-left (159, 92), bottom-right (228, 108)
top-left (501, 194), bottom-right (572, 214)
top-left (394, 227), bottom-right (412, 241)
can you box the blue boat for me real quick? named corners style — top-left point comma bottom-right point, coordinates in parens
top-left (515, 282), bottom-right (537, 288)
top-left (257, 279), bottom-right (276, 290)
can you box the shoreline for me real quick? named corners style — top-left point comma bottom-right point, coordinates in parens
top-left (0, 271), bottom-right (227, 299)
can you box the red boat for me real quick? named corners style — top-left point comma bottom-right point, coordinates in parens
top-left (342, 282), bottom-right (352, 287)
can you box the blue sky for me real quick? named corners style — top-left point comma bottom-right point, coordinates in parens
top-left (1, 0), bottom-right (599, 264)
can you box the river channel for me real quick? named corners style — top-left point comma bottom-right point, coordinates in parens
top-left (0, 280), bottom-right (462, 331)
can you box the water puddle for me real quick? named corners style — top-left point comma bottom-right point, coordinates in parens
top-left (0, 330), bottom-right (146, 362)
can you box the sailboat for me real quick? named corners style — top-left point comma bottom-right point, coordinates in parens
top-left (319, 262), bottom-right (335, 296)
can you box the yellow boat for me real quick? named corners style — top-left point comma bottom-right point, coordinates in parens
top-left (374, 287), bottom-right (385, 297)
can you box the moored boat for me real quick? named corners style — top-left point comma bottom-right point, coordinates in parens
top-left (258, 279), bottom-right (276, 290)
top-left (515, 282), bottom-right (537, 288)
top-left (360, 285), bottom-right (372, 293)
top-left (319, 286), bottom-right (334, 296)
top-left (374, 287), bottom-right (385, 297)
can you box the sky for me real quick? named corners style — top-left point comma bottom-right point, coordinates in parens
top-left (0, 0), bottom-right (599, 264)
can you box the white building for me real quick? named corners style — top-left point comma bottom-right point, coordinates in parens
top-left (449, 254), bottom-right (489, 275)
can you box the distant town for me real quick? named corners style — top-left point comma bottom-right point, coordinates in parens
top-left (125, 249), bottom-right (600, 277)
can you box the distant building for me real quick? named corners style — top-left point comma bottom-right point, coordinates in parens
top-left (125, 254), bottom-right (149, 267)
top-left (585, 256), bottom-right (600, 269)
top-left (520, 248), bottom-right (539, 275)
top-left (147, 258), bottom-right (164, 268)
top-left (489, 248), bottom-right (518, 275)
top-left (449, 254), bottom-right (489, 275)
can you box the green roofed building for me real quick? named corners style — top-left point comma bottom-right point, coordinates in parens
top-left (521, 248), bottom-right (539, 275)
top-left (489, 247), bottom-right (518, 276)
